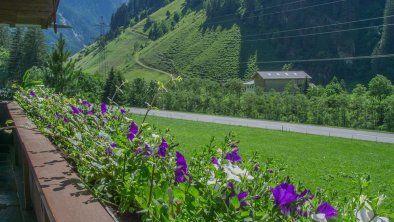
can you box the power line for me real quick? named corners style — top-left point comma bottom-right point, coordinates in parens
top-left (92, 16), bottom-right (110, 74)
top-left (204, 0), bottom-right (346, 25)
top-left (240, 15), bottom-right (393, 38)
top-left (238, 23), bottom-right (394, 42)
top-left (209, 0), bottom-right (308, 20)
top-left (239, 54), bottom-right (394, 64)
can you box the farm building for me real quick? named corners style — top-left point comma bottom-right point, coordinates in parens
top-left (254, 71), bottom-right (312, 92)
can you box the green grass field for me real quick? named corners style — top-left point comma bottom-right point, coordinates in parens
top-left (133, 114), bottom-right (394, 209)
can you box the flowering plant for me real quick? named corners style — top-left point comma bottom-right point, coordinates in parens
top-left (14, 87), bottom-right (392, 221)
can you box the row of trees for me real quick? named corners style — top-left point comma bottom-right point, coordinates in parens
top-left (0, 28), bottom-right (47, 85)
top-left (109, 75), bottom-right (394, 132)
top-left (0, 28), bottom-right (103, 102)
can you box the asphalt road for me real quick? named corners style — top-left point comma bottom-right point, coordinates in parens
top-left (130, 108), bottom-right (394, 144)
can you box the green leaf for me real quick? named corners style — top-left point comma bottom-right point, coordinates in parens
top-left (5, 120), bottom-right (14, 126)
top-left (91, 162), bottom-right (103, 170)
top-left (136, 209), bottom-right (149, 214)
top-left (230, 197), bottom-right (240, 209)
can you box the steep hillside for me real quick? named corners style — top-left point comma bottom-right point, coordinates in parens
top-left (74, 27), bottom-right (170, 82)
top-left (45, 0), bottom-right (127, 53)
top-left (76, 0), bottom-right (393, 84)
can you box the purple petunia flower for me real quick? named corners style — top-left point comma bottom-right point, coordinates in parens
top-left (271, 183), bottom-right (298, 214)
top-left (238, 192), bottom-right (248, 200)
top-left (157, 138), bottom-right (169, 157)
top-left (297, 189), bottom-right (314, 201)
top-left (55, 112), bottom-right (62, 119)
top-left (231, 144), bottom-right (237, 149)
top-left (238, 192), bottom-right (249, 208)
top-left (267, 169), bottom-right (274, 174)
top-left (225, 149), bottom-right (241, 163)
top-left (64, 117), bottom-right (70, 124)
top-left (70, 105), bottom-right (82, 114)
top-left (106, 147), bottom-right (113, 156)
top-left (29, 90), bottom-right (36, 97)
top-left (271, 183), bottom-right (313, 215)
top-left (175, 151), bottom-right (190, 183)
top-left (211, 157), bottom-right (220, 169)
top-left (135, 144), bottom-right (153, 156)
top-left (127, 122), bottom-right (139, 141)
top-left (144, 144), bottom-right (153, 156)
top-left (176, 151), bottom-right (187, 166)
top-left (45, 95), bottom-right (49, 99)
top-left (101, 102), bottom-right (107, 114)
top-left (135, 148), bottom-right (143, 154)
top-left (317, 202), bottom-right (337, 219)
top-left (82, 100), bottom-right (92, 107)
top-left (86, 109), bottom-right (95, 115)
top-left (106, 143), bottom-right (117, 156)
top-left (120, 108), bottom-right (126, 114)
top-left (47, 124), bottom-right (53, 129)
top-left (254, 163), bottom-right (260, 172)
top-left (228, 182), bottom-right (234, 190)
top-left (211, 157), bottom-right (219, 165)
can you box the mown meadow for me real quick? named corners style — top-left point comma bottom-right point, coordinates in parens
top-left (133, 114), bottom-right (394, 210)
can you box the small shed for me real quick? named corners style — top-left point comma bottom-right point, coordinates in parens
top-left (243, 80), bottom-right (255, 92)
top-left (254, 71), bottom-right (312, 92)
top-left (0, 0), bottom-right (60, 29)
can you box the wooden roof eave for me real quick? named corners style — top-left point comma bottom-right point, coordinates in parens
top-left (0, 0), bottom-right (61, 29)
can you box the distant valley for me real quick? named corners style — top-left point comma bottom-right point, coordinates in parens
top-left (45, 0), bottom-right (127, 53)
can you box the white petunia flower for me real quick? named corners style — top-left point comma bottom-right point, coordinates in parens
top-left (311, 213), bottom-right (327, 222)
top-left (207, 172), bottom-right (218, 185)
top-left (223, 163), bottom-right (254, 182)
top-left (356, 202), bottom-right (389, 222)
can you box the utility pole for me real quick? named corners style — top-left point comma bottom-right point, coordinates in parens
top-left (93, 16), bottom-right (110, 75)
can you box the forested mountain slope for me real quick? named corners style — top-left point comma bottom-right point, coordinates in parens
top-left (45, 0), bottom-right (127, 53)
top-left (76, 0), bottom-right (394, 85)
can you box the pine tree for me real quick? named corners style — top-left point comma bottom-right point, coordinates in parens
top-left (45, 34), bottom-right (77, 92)
top-left (102, 68), bottom-right (125, 104)
top-left (7, 28), bottom-right (24, 82)
top-left (22, 28), bottom-right (47, 72)
top-left (0, 27), bottom-right (10, 49)
top-left (102, 68), bottom-right (117, 103)
top-left (0, 28), bottom-right (10, 82)
top-left (129, 78), bottom-right (147, 107)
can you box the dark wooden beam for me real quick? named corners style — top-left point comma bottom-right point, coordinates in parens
top-left (0, 0), bottom-right (60, 28)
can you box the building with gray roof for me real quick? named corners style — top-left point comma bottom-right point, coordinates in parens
top-left (254, 71), bottom-right (312, 92)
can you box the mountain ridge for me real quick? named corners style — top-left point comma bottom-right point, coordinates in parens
top-left (45, 0), bottom-right (127, 53)
top-left (75, 0), bottom-right (393, 85)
